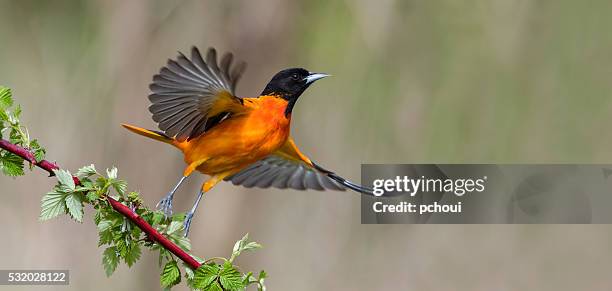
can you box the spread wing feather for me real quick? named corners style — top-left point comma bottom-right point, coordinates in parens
top-left (225, 155), bottom-right (347, 191)
top-left (148, 47), bottom-right (247, 141)
top-left (225, 138), bottom-right (379, 195)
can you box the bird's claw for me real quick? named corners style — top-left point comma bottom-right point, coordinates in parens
top-left (156, 193), bottom-right (174, 218)
top-left (183, 212), bottom-right (194, 237)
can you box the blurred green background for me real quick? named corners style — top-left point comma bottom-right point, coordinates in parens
top-left (2, 0), bottom-right (612, 290)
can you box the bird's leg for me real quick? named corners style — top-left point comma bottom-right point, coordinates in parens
top-left (183, 190), bottom-right (204, 237)
top-left (157, 163), bottom-right (201, 217)
top-left (157, 176), bottom-right (187, 217)
top-left (183, 174), bottom-right (227, 237)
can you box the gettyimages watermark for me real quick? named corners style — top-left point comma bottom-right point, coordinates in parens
top-left (361, 164), bottom-right (612, 224)
top-left (370, 175), bottom-right (487, 215)
top-left (371, 175), bottom-right (487, 196)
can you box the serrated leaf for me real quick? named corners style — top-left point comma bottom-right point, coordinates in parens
top-left (53, 169), bottom-right (75, 191)
top-left (165, 220), bottom-right (183, 235)
top-left (98, 229), bottom-right (113, 247)
top-left (184, 265), bottom-right (195, 280)
top-left (124, 243), bottom-right (141, 267)
top-left (76, 164), bottom-right (97, 179)
top-left (0, 152), bottom-right (24, 176)
top-left (160, 260), bottom-right (181, 288)
top-left (231, 233), bottom-right (262, 262)
top-left (8, 128), bottom-right (22, 145)
top-left (232, 233), bottom-right (248, 253)
top-left (152, 211), bottom-right (165, 226)
top-left (111, 179), bottom-right (127, 196)
top-left (127, 191), bottom-right (143, 205)
top-left (93, 210), bottom-right (102, 225)
top-left (219, 263), bottom-right (245, 290)
top-left (209, 281), bottom-right (224, 291)
top-left (65, 193), bottom-right (84, 222)
top-left (29, 139), bottom-right (46, 162)
top-left (0, 86), bottom-right (12, 110)
top-left (40, 191), bottom-right (67, 221)
top-left (86, 191), bottom-right (99, 202)
top-left (102, 247), bottom-right (119, 277)
top-left (116, 238), bottom-right (128, 257)
top-left (193, 264), bottom-right (219, 289)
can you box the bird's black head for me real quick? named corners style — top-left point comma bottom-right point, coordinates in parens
top-left (261, 68), bottom-right (329, 116)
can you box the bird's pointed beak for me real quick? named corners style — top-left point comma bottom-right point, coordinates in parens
top-left (304, 72), bottom-right (330, 84)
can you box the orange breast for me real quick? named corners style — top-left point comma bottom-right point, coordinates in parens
top-left (177, 96), bottom-right (291, 175)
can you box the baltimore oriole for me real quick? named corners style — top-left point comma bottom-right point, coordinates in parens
top-left (123, 47), bottom-right (374, 236)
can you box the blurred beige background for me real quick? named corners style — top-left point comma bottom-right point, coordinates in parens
top-left (2, 0), bottom-right (612, 290)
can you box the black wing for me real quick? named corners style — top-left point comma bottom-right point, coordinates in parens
top-left (148, 47), bottom-right (247, 141)
top-left (225, 155), bottom-right (346, 191)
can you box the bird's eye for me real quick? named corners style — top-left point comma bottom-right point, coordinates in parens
top-left (291, 73), bottom-right (300, 80)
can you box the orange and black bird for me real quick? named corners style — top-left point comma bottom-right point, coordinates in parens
top-left (123, 47), bottom-right (375, 236)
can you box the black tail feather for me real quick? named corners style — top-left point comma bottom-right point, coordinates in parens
top-left (312, 162), bottom-right (375, 196)
top-left (327, 172), bottom-right (375, 195)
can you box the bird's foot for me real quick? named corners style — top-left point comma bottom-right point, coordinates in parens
top-left (156, 193), bottom-right (174, 217)
top-left (183, 212), bottom-right (194, 237)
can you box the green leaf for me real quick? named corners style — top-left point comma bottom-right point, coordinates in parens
top-left (151, 211), bottom-right (166, 226)
top-left (184, 266), bottom-right (196, 289)
top-left (230, 233), bottom-right (262, 262)
top-left (54, 169), bottom-right (75, 192)
top-left (208, 281), bottom-right (224, 291)
top-left (40, 191), bottom-right (67, 221)
top-left (219, 262), bottom-right (245, 290)
top-left (258, 270), bottom-right (267, 280)
top-left (165, 221), bottom-right (183, 235)
top-left (116, 237), bottom-right (129, 257)
top-left (65, 193), bottom-right (84, 222)
top-left (124, 243), bottom-right (141, 267)
top-left (0, 86), bottom-right (12, 110)
top-left (102, 247), bottom-right (120, 277)
top-left (127, 191), bottom-right (142, 204)
top-left (111, 179), bottom-right (127, 196)
top-left (0, 110), bottom-right (7, 122)
top-left (12, 104), bottom-right (21, 119)
top-left (193, 264), bottom-right (220, 289)
top-left (158, 249), bottom-right (171, 268)
top-left (86, 191), bottom-right (99, 203)
top-left (76, 164), bottom-right (97, 179)
top-left (8, 127), bottom-right (22, 145)
top-left (96, 219), bottom-right (113, 232)
top-left (257, 270), bottom-right (267, 291)
top-left (184, 265), bottom-right (195, 280)
top-left (98, 229), bottom-right (114, 247)
top-left (160, 260), bottom-right (181, 288)
top-left (171, 212), bottom-right (186, 222)
top-left (242, 271), bottom-right (254, 285)
top-left (0, 152), bottom-right (24, 176)
top-left (243, 241), bottom-right (262, 252)
top-left (29, 139), bottom-right (46, 162)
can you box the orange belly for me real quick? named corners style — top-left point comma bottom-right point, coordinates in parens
top-left (176, 96), bottom-right (291, 175)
